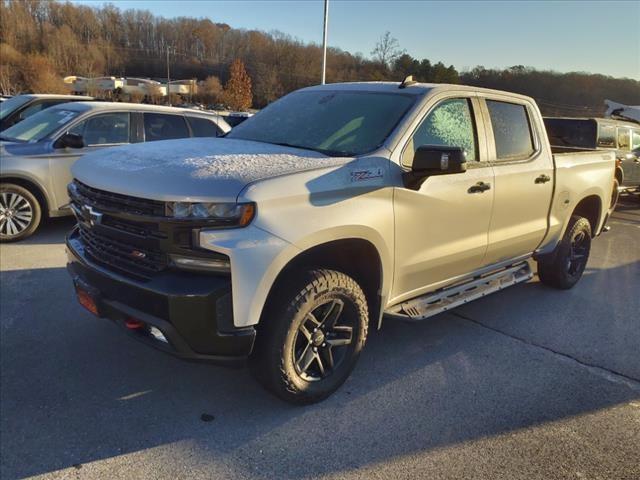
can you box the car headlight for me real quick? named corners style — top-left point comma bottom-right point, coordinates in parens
top-left (165, 202), bottom-right (255, 226)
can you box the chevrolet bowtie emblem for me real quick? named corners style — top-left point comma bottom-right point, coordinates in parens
top-left (81, 205), bottom-right (103, 227)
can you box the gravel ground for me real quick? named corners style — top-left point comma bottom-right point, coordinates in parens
top-left (1, 198), bottom-right (639, 480)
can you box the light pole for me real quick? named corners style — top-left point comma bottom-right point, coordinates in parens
top-left (321, 0), bottom-right (329, 84)
top-left (166, 47), bottom-right (172, 106)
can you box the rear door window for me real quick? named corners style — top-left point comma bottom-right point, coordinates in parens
top-left (143, 113), bottom-right (190, 142)
top-left (186, 116), bottom-right (220, 137)
top-left (486, 100), bottom-right (535, 160)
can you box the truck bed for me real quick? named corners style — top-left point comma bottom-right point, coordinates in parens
top-left (540, 150), bottom-right (615, 253)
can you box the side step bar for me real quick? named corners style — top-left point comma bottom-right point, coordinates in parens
top-left (386, 262), bottom-right (533, 321)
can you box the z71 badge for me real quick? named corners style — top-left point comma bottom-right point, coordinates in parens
top-left (350, 168), bottom-right (384, 182)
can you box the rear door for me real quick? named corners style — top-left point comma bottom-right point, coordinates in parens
top-left (480, 97), bottom-right (554, 265)
top-left (392, 95), bottom-right (495, 301)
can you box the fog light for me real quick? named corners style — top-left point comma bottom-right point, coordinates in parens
top-left (149, 326), bottom-right (168, 344)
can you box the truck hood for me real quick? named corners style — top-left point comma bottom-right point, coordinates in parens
top-left (72, 137), bottom-right (349, 202)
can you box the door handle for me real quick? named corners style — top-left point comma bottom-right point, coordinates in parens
top-left (468, 181), bottom-right (491, 193)
top-left (535, 174), bottom-right (551, 184)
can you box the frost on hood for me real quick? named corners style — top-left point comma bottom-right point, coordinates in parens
top-left (81, 137), bottom-right (349, 182)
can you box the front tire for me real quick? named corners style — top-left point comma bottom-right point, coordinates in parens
top-left (537, 215), bottom-right (591, 290)
top-left (250, 269), bottom-right (369, 405)
top-left (0, 184), bottom-right (42, 242)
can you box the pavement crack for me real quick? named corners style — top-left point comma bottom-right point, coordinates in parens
top-left (450, 311), bottom-right (640, 392)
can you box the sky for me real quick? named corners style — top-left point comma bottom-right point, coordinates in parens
top-left (71, 0), bottom-right (640, 79)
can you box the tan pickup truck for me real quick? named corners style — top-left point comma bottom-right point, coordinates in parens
top-left (66, 81), bottom-right (616, 404)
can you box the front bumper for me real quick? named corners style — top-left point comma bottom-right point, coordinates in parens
top-left (66, 227), bottom-right (255, 366)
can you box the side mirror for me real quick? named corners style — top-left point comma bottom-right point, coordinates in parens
top-left (404, 145), bottom-right (467, 189)
top-left (55, 132), bottom-right (84, 149)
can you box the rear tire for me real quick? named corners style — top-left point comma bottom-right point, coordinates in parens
top-left (250, 269), bottom-right (369, 405)
top-left (537, 215), bottom-right (591, 290)
top-left (610, 178), bottom-right (620, 211)
top-left (0, 184), bottom-right (42, 242)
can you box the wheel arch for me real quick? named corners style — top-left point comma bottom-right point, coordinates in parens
top-left (571, 194), bottom-right (602, 237)
top-left (259, 238), bottom-right (385, 331)
top-left (0, 175), bottom-right (49, 218)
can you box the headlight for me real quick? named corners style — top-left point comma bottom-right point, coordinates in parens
top-left (165, 202), bottom-right (255, 226)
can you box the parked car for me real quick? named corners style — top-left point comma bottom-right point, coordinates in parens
top-left (66, 81), bottom-right (615, 404)
top-left (0, 102), bottom-right (231, 241)
top-left (0, 94), bottom-right (94, 131)
top-left (219, 111), bottom-right (254, 127)
top-left (544, 117), bottom-right (640, 195)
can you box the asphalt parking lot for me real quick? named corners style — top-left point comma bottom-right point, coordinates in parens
top-left (1, 198), bottom-right (639, 480)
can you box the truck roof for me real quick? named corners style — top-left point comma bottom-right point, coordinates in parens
top-left (299, 81), bottom-right (537, 103)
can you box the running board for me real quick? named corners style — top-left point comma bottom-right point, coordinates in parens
top-left (387, 262), bottom-right (533, 321)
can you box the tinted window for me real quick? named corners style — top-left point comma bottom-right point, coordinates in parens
top-left (487, 100), bottom-right (535, 159)
top-left (144, 113), bottom-right (189, 142)
top-left (544, 118), bottom-right (596, 149)
top-left (227, 91), bottom-right (416, 156)
top-left (597, 124), bottom-right (616, 148)
top-left (70, 112), bottom-right (130, 145)
top-left (186, 116), bottom-right (220, 137)
top-left (406, 98), bottom-right (477, 163)
top-left (617, 127), bottom-right (631, 150)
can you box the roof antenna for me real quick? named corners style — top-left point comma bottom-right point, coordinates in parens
top-left (399, 75), bottom-right (417, 89)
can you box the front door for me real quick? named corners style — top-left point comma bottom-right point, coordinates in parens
top-left (392, 96), bottom-right (495, 303)
top-left (50, 112), bottom-right (131, 209)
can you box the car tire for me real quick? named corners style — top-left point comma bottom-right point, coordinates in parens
top-left (0, 184), bottom-right (42, 242)
top-left (250, 269), bottom-right (369, 405)
top-left (610, 178), bottom-right (620, 211)
top-left (537, 215), bottom-right (591, 290)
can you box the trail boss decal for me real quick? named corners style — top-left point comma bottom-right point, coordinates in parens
top-left (350, 168), bottom-right (384, 182)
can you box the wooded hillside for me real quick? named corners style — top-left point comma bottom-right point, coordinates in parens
top-left (1, 0), bottom-right (638, 114)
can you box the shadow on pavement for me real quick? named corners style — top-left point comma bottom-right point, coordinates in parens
top-left (1, 261), bottom-right (638, 479)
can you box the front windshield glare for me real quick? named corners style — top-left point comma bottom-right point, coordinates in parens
top-left (1, 108), bottom-right (81, 142)
top-left (226, 91), bottom-right (416, 156)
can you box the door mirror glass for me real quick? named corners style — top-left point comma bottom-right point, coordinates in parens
top-left (55, 132), bottom-right (84, 149)
top-left (412, 145), bottom-right (467, 175)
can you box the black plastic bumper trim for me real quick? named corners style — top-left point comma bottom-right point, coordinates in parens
top-left (66, 228), bottom-right (255, 365)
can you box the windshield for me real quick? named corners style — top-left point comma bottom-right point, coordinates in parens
top-left (226, 90), bottom-right (416, 156)
top-left (0, 107), bottom-right (82, 143)
top-left (0, 95), bottom-right (32, 120)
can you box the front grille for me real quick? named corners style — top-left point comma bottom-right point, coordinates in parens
top-left (70, 180), bottom-right (165, 217)
top-left (79, 224), bottom-right (168, 279)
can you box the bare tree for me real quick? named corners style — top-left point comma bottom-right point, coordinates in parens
top-left (371, 31), bottom-right (404, 68)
